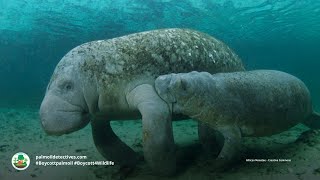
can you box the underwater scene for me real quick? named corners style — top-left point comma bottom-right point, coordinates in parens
top-left (1, 0), bottom-right (320, 179)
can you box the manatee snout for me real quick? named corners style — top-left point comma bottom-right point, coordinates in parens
top-left (40, 94), bottom-right (90, 135)
top-left (155, 74), bottom-right (178, 104)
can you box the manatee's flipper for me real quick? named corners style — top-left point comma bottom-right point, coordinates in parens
top-left (214, 125), bottom-right (242, 169)
top-left (198, 122), bottom-right (224, 157)
top-left (127, 84), bottom-right (176, 176)
top-left (303, 112), bottom-right (320, 129)
top-left (91, 117), bottom-right (139, 168)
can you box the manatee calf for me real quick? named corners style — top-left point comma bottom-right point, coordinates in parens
top-left (155, 70), bottom-right (320, 166)
top-left (39, 28), bottom-right (244, 175)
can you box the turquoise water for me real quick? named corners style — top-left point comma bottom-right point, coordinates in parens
top-left (1, 1), bottom-right (320, 179)
top-left (0, 0), bottom-right (319, 108)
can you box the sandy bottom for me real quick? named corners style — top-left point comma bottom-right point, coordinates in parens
top-left (1, 107), bottom-right (320, 180)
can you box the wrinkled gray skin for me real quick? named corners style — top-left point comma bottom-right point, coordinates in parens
top-left (155, 70), bottom-right (320, 167)
top-left (39, 28), bottom-right (244, 176)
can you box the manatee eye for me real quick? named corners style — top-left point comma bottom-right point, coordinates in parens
top-left (61, 81), bottom-right (73, 91)
top-left (180, 78), bottom-right (188, 91)
top-left (65, 83), bottom-right (72, 90)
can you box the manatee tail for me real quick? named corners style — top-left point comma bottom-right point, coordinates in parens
top-left (303, 112), bottom-right (320, 129)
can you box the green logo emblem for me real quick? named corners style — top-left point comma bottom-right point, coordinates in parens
top-left (12, 152), bottom-right (30, 170)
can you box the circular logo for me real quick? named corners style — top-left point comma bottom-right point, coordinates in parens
top-left (11, 152), bottom-right (30, 170)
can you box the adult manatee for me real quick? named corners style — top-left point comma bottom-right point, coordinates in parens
top-left (39, 28), bottom-right (244, 175)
